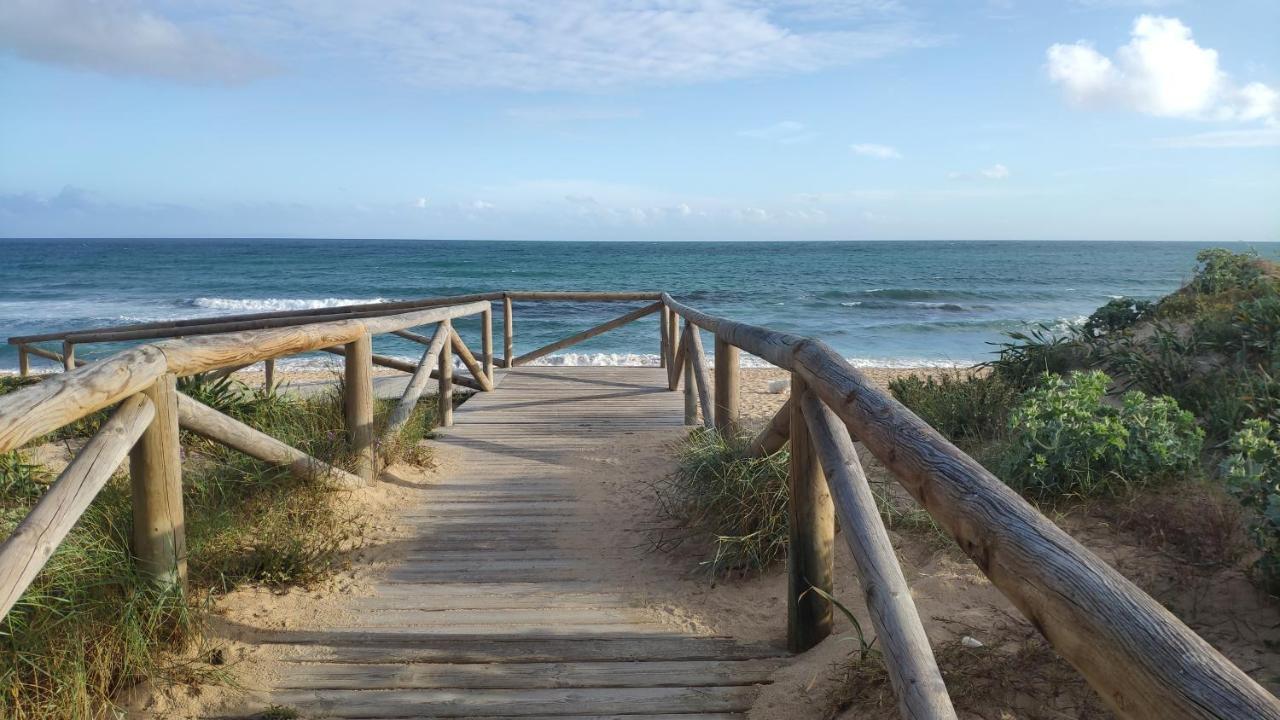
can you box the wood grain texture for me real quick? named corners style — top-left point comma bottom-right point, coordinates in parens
top-left (177, 393), bottom-right (363, 489)
top-left (800, 390), bottom-right (956, 720)
top-left (0, 394), bottom-right (153, 620)
top-left (787, 373), bottom-right (833, 653)
top-left (344, 333), bottom-right (376, 484)
top-left (684, 323), bottom-right (714, 429)
top-left (714, 337), bottom-right (740, 434)
top-left (0, 345), bottom-right (168, 453)
top-left (438, 321), bottom-right (454, 428)
top-left (381, 324), bottom-right (447, 443)
top-left (682, 325), bottom-right (697, 426)
top-left (452, 330), bottom-right (495, 392)
top-left (129, 374), bottom-right (186, 592)
top-left (482, 306), bottom-right (494, 380)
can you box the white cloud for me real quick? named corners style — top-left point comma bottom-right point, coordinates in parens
top-left (470, 200), bottom-right (495, 211)
top-left (738, 121), bottom-right (816, 144)
top-left (200, 1), bottom-right (934, 91)
top-left (0, 0), bottom-right (267, 84)
top-left (850, 143), bottom-right (902, 159)
top-left (949, 164), bottom-right (1010, 181)
top-left (1046, 15), bottom-right (1277, 124)
top-left (411, 197), bottom-right (428, 209)
top-left (739, 207), bottom-right (772, 223)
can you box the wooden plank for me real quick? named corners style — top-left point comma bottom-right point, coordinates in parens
top-left (271, 659), bottom-right (779, 690)
top-left (512, 303), bottom-right (661, 367)
top-left (236, 685), bottom-right (758, 718)
top-left (801, 390), bottom-right (956, 720)
top-left (0, 394), bottom-right (154, 620)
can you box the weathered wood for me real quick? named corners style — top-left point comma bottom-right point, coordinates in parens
top-left (10, 293), bottom-right (503, 345)
top-left (787, 373), bottom-right (834, 653)
top-left (659, 305), bottom-right (669, 369)
top-left (503, 293), bottom-right (514, 368)
top-left (713, 337), bottom-right (739, 434)
top-left (684, 323), bottom-right (714, 429)
top-left (129, 374), bottom-right (186, 592)
top-left (155, 301), bottom-right (488, 377)
top-left (682, 324), bottom-right (697, 426)
top-left (344, 333), bottom-right (376, 484)
top-left (263, 358), bottom-right (275, 391)
top-left (504, 291), bottom-right (662, 302)
top-left (391, 329), bottom-right (434, 345)
top-left (16, 345), bottom-right (28, 377)
top-left (61, 341), bottom-right (75, 372)
top-left (452, 331), bottom-right (495, 392)
top-left (668, 322), bottom-right (684, 391)
top-left (512, 303), bottom-right (662, 367)
top-left (438, 320), bottom-right (454, 428)
top-left (0, 394), bottom-right (154, 621)
top-left (22, 344), bottom-right (78, 367)
top-left (662, 293), bottom-right (1280, 720)
top-left (482, 306), bottom-right (494, 380)
top-left (382, 324), bottom-right (448, 442)
top-left (320, 346), bottom-right (484, 392)
top-left (747, 397), bottom-right (790, 457)
top-left (0, 345), bottom-right (168, 453)
top-left (177, 393), bottom-right (363, 489)
top-left (800, 390), bottom-right (956, 720)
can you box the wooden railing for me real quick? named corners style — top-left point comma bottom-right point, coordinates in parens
top-left (1, 290), bottom-right (1277, 720)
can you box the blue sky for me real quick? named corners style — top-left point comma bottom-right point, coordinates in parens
top-left (0, 0), bottom-right (1276, 241)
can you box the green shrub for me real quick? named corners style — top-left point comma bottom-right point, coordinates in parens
top-left (1094, 322), bottom-right (1197, 397)
top-left (889, 372), bottom-right (1017, 450)
top-left (653, 429), bottom-right (789, 576)
top-left (1189, 248), bottom-right (1265, 295)
top-left (1001, 371), bottom-right (1203, 500)
top-left (1222, 419), bottom-right (1280, 591)
top-left (1083, 297), bottom-right (1153, 338)
top-left (1194, 290), bottom-right (1280, 364)
top-left (986, 324), bottom-right (1088, 390)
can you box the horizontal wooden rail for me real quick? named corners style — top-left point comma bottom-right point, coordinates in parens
top-left (8, 293), bottom-right (503, 345)
top-left (0, 302), bottom-right (490, 454)
top-left (0, 394), bottom-right (154, 620)
top-left (662, 293), bottom-right (1280, 720)
top-left (504, 291), bottom-right (662, 302)
top-left (511, 302), bottom-right (661, 367)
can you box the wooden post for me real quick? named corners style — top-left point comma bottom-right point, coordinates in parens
top-left (503, 294), bottom-right (514, 369)
top-left (344, 333), bottom-right (376, 484)
top-left (17, 345), bottom-right (28, 378)
top-left (788, 373), bottom-right (834, 653)
top-left (263, 358), bottom-right (275, 391)
top-left (659, 306), bottom-right (669, 369)
top-left (683, 323), bottom-right (697, 426)
top-left (61, 341), bottom-right (75, 372)
top-left (129, 373), bottom-right (186, 593)
top-left (439, 320), bottom-right (454, 427)
top-left (714, 337), bottom-right (740, 435)
top-left (482, 306), bottom-right (494, 383)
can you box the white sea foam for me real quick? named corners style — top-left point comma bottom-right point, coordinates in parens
top-left (189, 297), bottom-right (393, 312)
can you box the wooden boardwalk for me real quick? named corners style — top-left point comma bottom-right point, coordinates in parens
top-left (226, 367), bottom-right (783, 719)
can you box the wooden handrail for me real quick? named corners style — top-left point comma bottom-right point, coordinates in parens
top-left (511, 302), bottom-right (661, 367)
top-left (0, 394), bottom-right (155, 619)
top-left (0, 301), bottom-right (490, 454)
top-left (662, 293), bottom-right (1280, 720)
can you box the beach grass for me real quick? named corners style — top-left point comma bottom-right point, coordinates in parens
top-left (0, 376), bottom-right (437, 719)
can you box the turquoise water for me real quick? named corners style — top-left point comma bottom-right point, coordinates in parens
top-left (0, 239), bottom-right (1272, 371)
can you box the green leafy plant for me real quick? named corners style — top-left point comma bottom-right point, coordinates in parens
top-left (1001, 371), bottom-right (1202, 501)
top-left (1189, 248), bottom-right (1265, 295)
top-left (1083, 297), bottom-right (1153, 338)
top-left (985, 324), bottom-right (1087, 390)
top-left (1222, 418), bottom-right (1280, 591)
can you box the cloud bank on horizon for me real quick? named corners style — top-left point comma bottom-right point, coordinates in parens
top-left (0, 1), bottom-right (1275, 241)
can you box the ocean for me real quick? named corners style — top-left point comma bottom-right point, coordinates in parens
top-left (0, 239), bottom-right (1272, 372)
